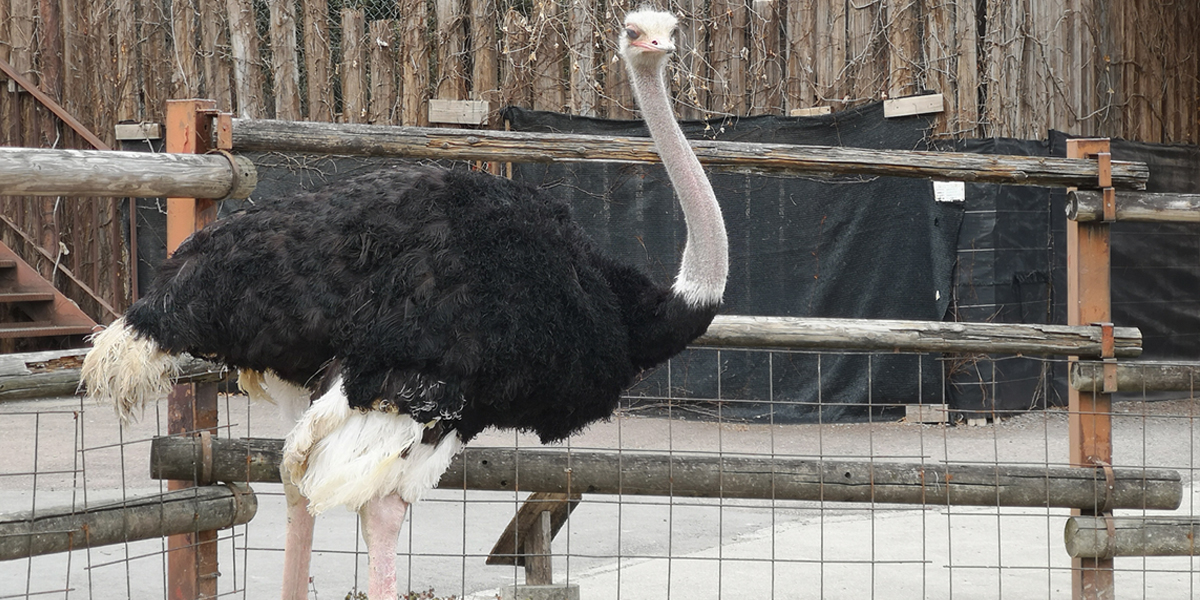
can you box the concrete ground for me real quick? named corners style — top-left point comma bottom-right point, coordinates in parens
top-left (2, 394), bottom-right (1199, 600)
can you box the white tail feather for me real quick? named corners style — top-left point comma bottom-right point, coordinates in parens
top-left (239, 369), bottom-right (312, 423)
top-left (80, 317), bottom-right (181, 423)
top-left (282, 379), bottom-right (463, 513)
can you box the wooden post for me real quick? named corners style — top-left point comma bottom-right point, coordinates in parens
top-left (1066, 138), bottom-right (1115, 600)
top-left (164, 99), bottom-right (222, 600)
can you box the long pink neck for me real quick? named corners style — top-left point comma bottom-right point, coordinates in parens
top-left (627, 58), bottom-right (728, 307)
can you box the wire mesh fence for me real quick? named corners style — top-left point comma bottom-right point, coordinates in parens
top-left (2, 351), bottom-right (1197, 600)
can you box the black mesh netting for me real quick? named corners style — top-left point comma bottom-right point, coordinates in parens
top-left (122, 102), bottom-right (1200, 423)
top-left (502, 103), bottom-right (960, 422)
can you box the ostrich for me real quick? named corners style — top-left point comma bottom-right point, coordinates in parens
top-left (81, 8), bottom-right (726, 600)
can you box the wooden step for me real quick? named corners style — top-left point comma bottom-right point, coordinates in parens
top-left (0, 323), bottom-right (95, 339)
top-left (0, 259), bottom-right (16, 270)
top-left (0, 291), bottom-right (55, 303)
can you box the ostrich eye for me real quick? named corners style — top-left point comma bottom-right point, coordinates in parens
top-left (624, 27), bottom-right (639, 40)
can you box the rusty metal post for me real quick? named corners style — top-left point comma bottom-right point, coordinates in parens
top-left (1066, 138), bottom-right (1116, 600)
top-left (164, 99), bottom-right (222, 600)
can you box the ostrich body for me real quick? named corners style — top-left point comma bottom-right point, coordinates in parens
top-left (81, 9), bottom-right (726, 600)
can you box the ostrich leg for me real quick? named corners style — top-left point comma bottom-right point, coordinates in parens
top-left (359, 492), bottom-right (410, 600)
top-left (281, 479), bottom-right (316, 600)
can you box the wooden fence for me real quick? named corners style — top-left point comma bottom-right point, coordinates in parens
top-left (2, 0), bottom-right (1197, 147)
top-left (0, 0), bottom-right (1196, 325)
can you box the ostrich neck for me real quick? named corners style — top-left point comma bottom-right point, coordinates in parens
top-left (627, 60), bottom-right (728, 307)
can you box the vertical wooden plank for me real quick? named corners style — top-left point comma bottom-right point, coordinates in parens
top-left (115, 0), bottom-right (138, 121)
top-left (499, 7), bottom-right (531, 113)
top-left (140, 0), bottom-right (168, 122)
top-left (523, 510), bottom-right (553, 585)
top-left (399, 0), bottom-right (428, 125)
top-left (10, 0), bottom-right (35, 88)
top-left (709, 0), bottom-right (747, 115)
top-left (341, 8), bottom-right (366, 123)
top-left (844, 0), bottom-right (877, 105)
top-left (164, 99), bottom-right (221, 600)
top-left (817, 0), bottom-right (846, 112)
top-left (1066, 139), bottom-right (1115, 600)
top-left (368, 20), bottom-right (398, 124)
top-left (37, 0), bottom-right (63, 147)
top-left (784, 0), bottom-right (816, 112)
top-left (601, 0), bottom-right (634, 119)
top-left (530, 0), bottom-right (564, 112)
top-left (226, 0), bottom-right (264, 118)
top-left (674, 0), bottom-right (707, 120)
top-left (566, 0), bottom-right (596, 116)
top-left (1184, 4), bottom-right (1198, 144)
top-left (0, 0), bottom-right (9, 71)
top-left (435, 0), bottom-right (467, 102)
top-left (199, 0), bottom-right (232, 110)
top-left (956, 0), bottom-right (979, 137)
top-left (172, 0), bottom-right (199, 97)
top-left (748, 0), bottom-right (782, 114)
top-left (920, 0), bottom-right (949, 133)
top-left (269, 0), bottom-right (302, 120)
top-left (471, 0), bottom-right (499, 122)
top-left (301, 0), bottom-right (332, 121)
top-left (887, 0), bottom-right (918, 99)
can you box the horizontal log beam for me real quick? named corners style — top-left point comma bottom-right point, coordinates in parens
top-left (1070, 361), bottom-right (1199, 392)
top-left (1067, 191), bottom-right (1200, 223)
top-left (0, 348), bottom-right (226, 403)
top-left (698, 316), bottom-right (1142, 358)
top-left (0, 318), bottom-right (1139, 403)
top-left (0, 484), bottom-right (256, 561)
top-left (150, 437), bottom-right (1182, 511)
top-left (1065, 517), bottom-right (1200, 558)
top-left (0, 147), bottom-right (256, 199)
top-left (230, 119), bottom-right (1149, 190)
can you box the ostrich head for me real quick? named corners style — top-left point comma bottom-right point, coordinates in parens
top-left (618, 9), bottom-right (678, 70)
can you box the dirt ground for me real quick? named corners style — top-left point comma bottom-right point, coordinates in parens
top-left (2, 394), bottom-right (1198, 600)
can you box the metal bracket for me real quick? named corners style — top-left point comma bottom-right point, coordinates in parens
top-left (1092, 322), bottom-right (1118, 393)
top-left (199, 430), bottom-right (214, 486)
top-left (1088, 457), bottom-right (1118, 559)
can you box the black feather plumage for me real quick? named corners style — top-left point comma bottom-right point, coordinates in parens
top-left (126, 165), bottom-right (719, 443)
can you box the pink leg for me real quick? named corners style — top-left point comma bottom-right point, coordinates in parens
top-left (282, 480), bottom-right (316, 600)
top-left (359, 493), bottom-right (410, 600)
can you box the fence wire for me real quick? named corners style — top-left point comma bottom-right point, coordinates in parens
top-left (2, 352), bottom-right (1198, 600)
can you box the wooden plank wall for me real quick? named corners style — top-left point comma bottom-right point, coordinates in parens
top-left (1, 0), bottom-right (1195, 144)
top-left (0, 0), bottom-right (1189, 142)
top-left (0, 0), bottom-right (1195, 322)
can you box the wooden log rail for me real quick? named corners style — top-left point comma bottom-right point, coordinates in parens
top-left (230, 119), bottom-right (1150, 190)
top-left (1070, 361), bottom-right (1199, 393)
top-left (0, 146), bottom-right (256, 199)
top-left (0, 484), bottom-right (256, 561)
top-left (0, 348), bottom-right (226, 403)
top-left (149, 437), bottom-right (1183, 511)
top-left (1065, 517), bottom-right (1200, 558)
top-left (697, 316), bottom-right (1141, 358)
top-left (0, 319), bottom-right (1141, 403)
top-left (1067, 191), bottom-right (1200, 223)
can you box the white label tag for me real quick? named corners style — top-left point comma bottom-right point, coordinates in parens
top-left (933, 180), bottom-right (965, 203)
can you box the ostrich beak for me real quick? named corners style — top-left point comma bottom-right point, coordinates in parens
top-left (632, 38), bottom-right (675, 53)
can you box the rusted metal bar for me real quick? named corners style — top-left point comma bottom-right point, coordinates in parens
top-left (0, 56), bottom-right (109, 150)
